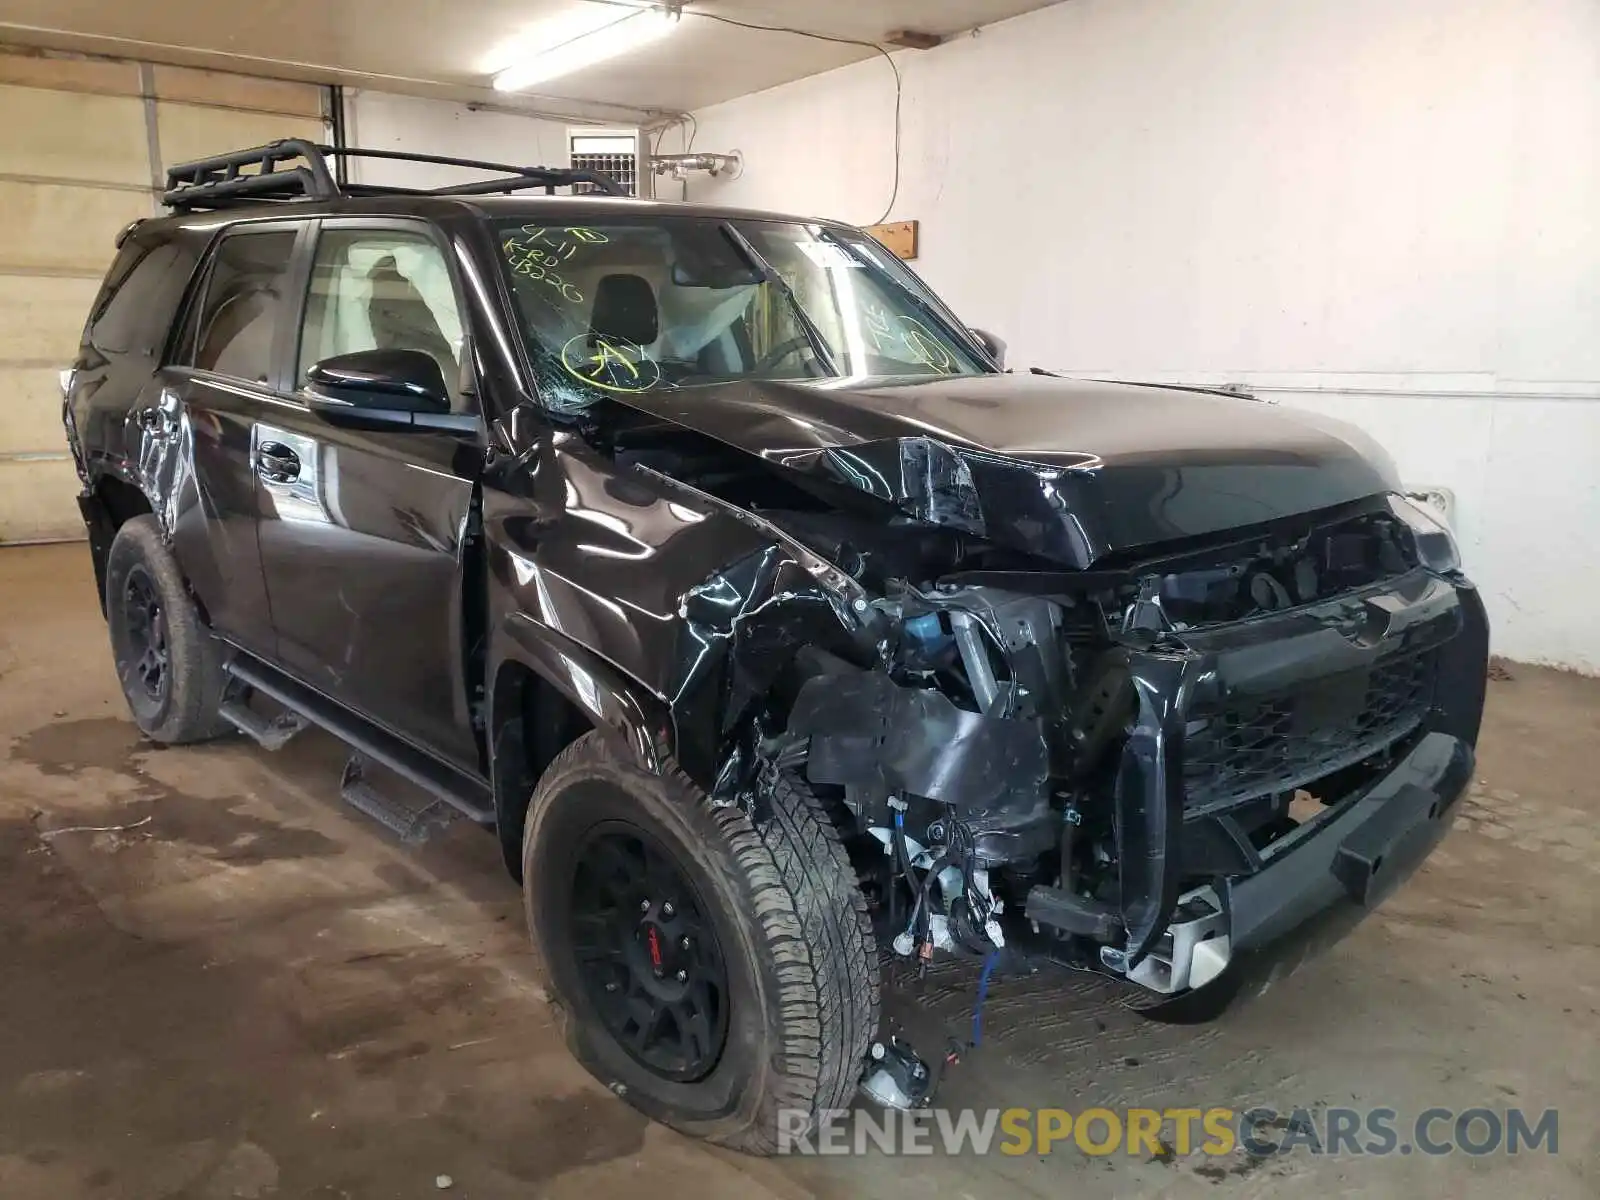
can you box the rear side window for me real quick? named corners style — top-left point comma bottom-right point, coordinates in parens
top-left (87, 240), bottom-right (198, 356)
top-left (190, 229), bottom-right (298, 383)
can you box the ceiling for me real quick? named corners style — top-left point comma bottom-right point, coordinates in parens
top-left (0, 0), bottom-right (1062, 122)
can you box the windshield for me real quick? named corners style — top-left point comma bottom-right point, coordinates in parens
top-left (492, 217), bottom-right (992, 412)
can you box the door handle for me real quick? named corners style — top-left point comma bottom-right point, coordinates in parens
top-left (255, 441), bottom-right (301, 483)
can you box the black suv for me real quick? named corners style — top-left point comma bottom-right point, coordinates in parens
top-left (64, 140), bottom-right (1488, 1152)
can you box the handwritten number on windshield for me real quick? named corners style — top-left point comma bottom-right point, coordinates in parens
top-left (502, 226), bottom-right (609, 305)
top-left (863, 302), bottom-right (898, 355)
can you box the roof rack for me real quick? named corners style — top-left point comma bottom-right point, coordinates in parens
top-left (162, 138), bottom-right (628, 211)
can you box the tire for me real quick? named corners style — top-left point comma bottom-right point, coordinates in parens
top-left (104, 515), bottom-right (230, 744)
top-left (522, 731), bottom-right (879, 1154)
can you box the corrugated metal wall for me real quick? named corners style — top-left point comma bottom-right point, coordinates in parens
top-left (0, 49), bottom-right (325, 543)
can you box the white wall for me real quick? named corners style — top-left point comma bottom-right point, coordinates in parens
top-left (344, 91), bottom-right (574, 190)
top-left (685, 0), bottom-right (1600, 673)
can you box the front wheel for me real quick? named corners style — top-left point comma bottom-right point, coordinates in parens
top-left (522, 732), bottom-right (879, 1154)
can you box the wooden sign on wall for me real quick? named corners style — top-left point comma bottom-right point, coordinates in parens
top-left (864, 219), bottom-right (919, 260)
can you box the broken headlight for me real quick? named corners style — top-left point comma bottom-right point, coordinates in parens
top-left (1389, 494), bottom-right (1461, 573)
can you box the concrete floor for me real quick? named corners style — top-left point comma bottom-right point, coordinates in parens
top-left (0, 543), bottom-right (1594, 1199)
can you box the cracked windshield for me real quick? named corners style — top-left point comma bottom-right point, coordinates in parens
top-left (494, 218), bottom-right (990, 413)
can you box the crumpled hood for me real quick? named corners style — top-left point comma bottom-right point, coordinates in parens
top-left (613, 372), bottom-right (1400, 568)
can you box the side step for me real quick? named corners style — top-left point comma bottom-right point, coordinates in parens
top-left (341, 756), bottom-right (455, 844)
top-left (218, 696), bottom-right (308, 751)
top-left (223, 654), bottom-right (496, 828)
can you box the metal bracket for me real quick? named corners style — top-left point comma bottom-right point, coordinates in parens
top-left (1101, 885), bottom-right (1232, 994)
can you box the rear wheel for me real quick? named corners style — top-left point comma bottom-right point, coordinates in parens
top-left (105, 515), bottom-right (230, 744)
top-left (522, 732), bottom-right (879, 1153)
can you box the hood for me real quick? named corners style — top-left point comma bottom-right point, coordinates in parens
top-left (612, 372), bottom-right (1400, 569)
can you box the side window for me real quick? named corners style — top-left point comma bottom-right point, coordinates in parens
top-left (87, 240), bottom-right (199, 356)
top-left (191, 229), bottom-right (298, 383)
top-left (297, 227), bottom-right (466, 408)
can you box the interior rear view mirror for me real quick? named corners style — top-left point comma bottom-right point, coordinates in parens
top-left (671, 261), bottom-right (763, 289)
top-left (669, 222), bottom-right (764, 288)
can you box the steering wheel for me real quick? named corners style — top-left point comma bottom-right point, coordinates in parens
top-left (751, 336), bottom-right (816, 374)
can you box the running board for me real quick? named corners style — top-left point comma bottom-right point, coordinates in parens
top-left (218, 697), bottom-right (307, 751)
top-left (223, 655), bottom-right (495, 827)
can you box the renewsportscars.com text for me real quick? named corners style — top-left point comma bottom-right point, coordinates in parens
top-left (777, 1105), bottom-right (1560, 1158)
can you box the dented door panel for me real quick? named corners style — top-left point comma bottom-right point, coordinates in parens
top-left (131, 368), bottom-right (276, 655)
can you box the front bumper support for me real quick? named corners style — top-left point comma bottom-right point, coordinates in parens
top-left (1110, 571), bottom-right (1487, 969)
top-left (1227, 729), bottom-right (1471, 955)
top-left (1113, 569), bottom-right (1484, 966)
top-left (1090, 729), bottom-right (1471, 1008)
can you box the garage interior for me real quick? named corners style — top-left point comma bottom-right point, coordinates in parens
top-left (1, 0), bottom-right (1596, 1197)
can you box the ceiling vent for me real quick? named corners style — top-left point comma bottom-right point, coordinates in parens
top-left (567, 127), bottom-right (651, 198)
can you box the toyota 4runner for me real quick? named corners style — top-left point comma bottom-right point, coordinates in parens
top-left (62, 140), bottom-right (1489, 1153)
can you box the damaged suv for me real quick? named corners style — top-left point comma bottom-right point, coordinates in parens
top-left (64, 141), bottom-right (1488, 1152)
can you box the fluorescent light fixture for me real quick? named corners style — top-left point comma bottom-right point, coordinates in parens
top-left (482, 4), bottom-right (633, 72)
top-left (491, 5), bottom-right (680, 92)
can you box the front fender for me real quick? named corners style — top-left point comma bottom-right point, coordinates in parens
top-left (494, 612), bottom-right (673, 774)
top-left (486, 614), bottom-right (676, 879)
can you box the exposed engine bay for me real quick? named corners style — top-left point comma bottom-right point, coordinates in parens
top-left (605, 416), bottom-right (1473, 1000)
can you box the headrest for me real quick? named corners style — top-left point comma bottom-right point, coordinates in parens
top-left (589, 273), bottom-right (659, 347)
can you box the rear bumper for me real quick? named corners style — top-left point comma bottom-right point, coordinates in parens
top-left (77, 491), bottom-right (117, 617)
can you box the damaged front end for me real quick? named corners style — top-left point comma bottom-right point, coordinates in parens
top-left (679, 471), bottom-right (1487, 1009)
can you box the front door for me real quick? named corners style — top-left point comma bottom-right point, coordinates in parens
top-left (254, 219), bottom-right (482, 769)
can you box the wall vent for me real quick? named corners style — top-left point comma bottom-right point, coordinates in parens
top-left (567, 127), bottom-right (650, 198)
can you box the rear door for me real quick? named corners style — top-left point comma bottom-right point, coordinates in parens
top-left (133, 221), bottom-right (307, 657)
top-left (254, 217), bottom-right (482, 769)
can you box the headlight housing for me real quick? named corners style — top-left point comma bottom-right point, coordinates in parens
top-left (1388, 494), bottom-right (1461, 573)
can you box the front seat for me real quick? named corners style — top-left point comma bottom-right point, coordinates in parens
top-left (588, 273), bottom-right (659, 350)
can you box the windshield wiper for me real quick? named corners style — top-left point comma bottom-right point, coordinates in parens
top-left (720, 223), bottom-right (840, 377)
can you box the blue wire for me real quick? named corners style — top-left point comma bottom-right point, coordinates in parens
top-left (972, 950), bottom-right (999, 1046)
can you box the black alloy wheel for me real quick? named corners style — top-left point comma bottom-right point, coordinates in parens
top-left (566, 821), bottom-right (730, 1082)
top-left (522, 732), bottom-right (880, 1152)
top-left (121, 564), bottom-right (170, 706)
top-left (102, 515), bottom-right (239, 744)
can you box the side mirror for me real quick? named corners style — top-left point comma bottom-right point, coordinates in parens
top-left (304, 349), bottom-right (476, 433)
top-left (970, 328), bottom-right (1007, 369)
